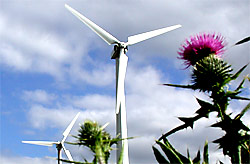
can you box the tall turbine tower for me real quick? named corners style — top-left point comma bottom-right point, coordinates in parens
top-left (22, 112), bottom-right (80, 164)
top-left (65, 4), bottom-right (181, 164)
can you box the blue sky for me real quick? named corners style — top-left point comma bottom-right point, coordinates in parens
top-left (1, 0), bottom-right (249, 163)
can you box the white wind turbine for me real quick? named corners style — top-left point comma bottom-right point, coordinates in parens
top-left (65, 4), bottom-right (181, 164)
top-left (22, 112), bottom-right (80, 164)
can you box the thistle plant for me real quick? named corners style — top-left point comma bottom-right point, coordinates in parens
top-left (63, 120), bottom-right (119, 164)
top-left (155, 33), bottom-right (250, 163)
top-left (76, 120), bottom-right (115, 164)
top-left (178, 33), bottom-right (226, 68)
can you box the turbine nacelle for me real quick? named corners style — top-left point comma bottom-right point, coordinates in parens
top-left (111, 44), bottom-right (128, 59)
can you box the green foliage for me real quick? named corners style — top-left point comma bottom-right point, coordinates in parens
top-left (159, 98), bottom-right (215, 141)
top-left (211, 103), bottom-right (250, 163)
top-left (203, 140), bottom-right (209, 164)
top-left (160, 57), bottom-right (249, 136)
top-left (64, 120), bottom-right (134, 164)
top-left (74, 120), bottom-right (115, 164)
top-left (117, 144), bottom-right (124, 164)
top-left (160, 39), bottom-right (250, 163)
top-left (192, 55), bottom-right (233, 92)
top-left (64, 120), bottom-right (120, 164)
top-left (153, 146), bottom-right (170, 164)
top-left (153, 139), bottom-right (209, 164)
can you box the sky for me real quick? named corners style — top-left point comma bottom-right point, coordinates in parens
top-left (0, 0), bottom-right (249, 163)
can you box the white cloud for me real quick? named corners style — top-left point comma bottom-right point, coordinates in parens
top-left (0, 8), bottom-right (116, 86)
top-left (1, 0), bottom-right (249, 86)
top-left (68, 62), bottom-right (115, 87)
top-left (0, 13), bottom-right (70, 78)
top-left (69, 94), bottom-right (114, 110)
top-left (22, 89), bottom-right (57, 104)
top-left (0, 155), bottom-right (55, 164)
top-left (2, 0), bottom-right (249, 163)
top-left (23, 65), bottom-right (242, 163)
top-left (27, 105), bottom-right (81, 129)
top-left (25, 94), bottom-right (115, 130)
top-left (0, 43), bottom-right (32, 71)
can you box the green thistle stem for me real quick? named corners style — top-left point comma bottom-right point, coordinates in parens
top-left (211, 87), bottom-right (227, 120)
top-left (216, 103), bottom-right (224, 121)
top-left (238, 145), bottom-right (242, 164)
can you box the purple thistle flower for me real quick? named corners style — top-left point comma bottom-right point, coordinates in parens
top-left (178, 33), bottom-right (227, 68)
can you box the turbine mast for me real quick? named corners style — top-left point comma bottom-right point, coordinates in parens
top-left (56, 144), bottom-right (62, 164)
top-left (115, 48), bottom-right (129, 164)
top-left (65, 4), bottom-right (181, 164)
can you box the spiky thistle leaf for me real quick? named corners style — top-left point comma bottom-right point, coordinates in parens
top-left (234, 36), bottom-right (250, 45)
top-left (195, 98), bottom-right (216, 118)
top-left (234, 102), bottom-right (250, 120)
top-left (162, 138), bottom-right (190, 163)
top-left (225, 64), bottom-right (248, 84)
top-left (155, 140), bottom-right (184, 163)
top-left (163, 83), bottom-right (194, 90)
top-left (203, 140), bottom-right (209, 164)
top-left (193, 149), bottom-right (201, 164)
top-left (152, 146), bottom-right (170, 164)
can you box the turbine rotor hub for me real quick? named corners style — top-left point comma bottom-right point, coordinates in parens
top-left (120, 42), bottom-right (128, 48)
top-left (111, 44), bottom-right (128, 59)
top-left (56, 143), bottom-right (62, 150)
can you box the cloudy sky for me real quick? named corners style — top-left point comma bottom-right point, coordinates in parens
top-left (1, 0), bottom-right (249, 163)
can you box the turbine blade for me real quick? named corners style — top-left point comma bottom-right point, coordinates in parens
top-left (62, 112), bottom-right (80, 143)
top-left (127, 24), bottom-right (181, 46)
top-left (65, 4), bottom-right (120, 45)
top-left (22, 141), bottom-right (59, 147)
top-left (62, 144), bottom-right (73, 161)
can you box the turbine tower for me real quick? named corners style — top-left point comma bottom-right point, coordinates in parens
top-left (22, 112), bottom-right (80, 164)
top-left (65, 4), bottom-right (181, 164)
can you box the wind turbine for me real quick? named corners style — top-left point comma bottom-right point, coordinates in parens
top-left (65, 4), bottom-right (181, 164)
top-left (22, 112), bottom-right (80, 164)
